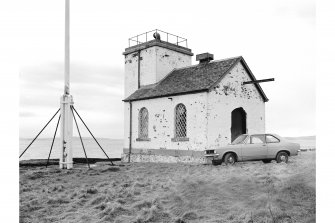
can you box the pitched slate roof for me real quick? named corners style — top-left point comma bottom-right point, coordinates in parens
top-left (123, 56), bottom-right (268, 102)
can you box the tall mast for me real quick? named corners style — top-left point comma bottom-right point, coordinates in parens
top-left (65, 0), bottom-right (70, 95)
top-left (60, 0), bottom-right (74, 169)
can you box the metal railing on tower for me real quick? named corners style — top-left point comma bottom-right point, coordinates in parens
top-left (128, 29), bottom-right (188, 48)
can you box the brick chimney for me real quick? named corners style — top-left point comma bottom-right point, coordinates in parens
top-left (196, 53), bottom-right (214, 64)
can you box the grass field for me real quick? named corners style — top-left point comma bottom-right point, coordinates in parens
top-left (19, 151), bottom-right (315, 223)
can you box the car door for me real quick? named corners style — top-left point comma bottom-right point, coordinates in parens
top-left (265, 134), bottom-right (281, 159)
top-left (241, 134), bottom-right (267, 160)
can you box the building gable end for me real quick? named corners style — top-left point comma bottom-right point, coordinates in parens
top-left (208, 57), bottom-right (268, 102)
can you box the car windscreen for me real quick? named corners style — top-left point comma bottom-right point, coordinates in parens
top-left (231, 135), bottom-right (248, 145)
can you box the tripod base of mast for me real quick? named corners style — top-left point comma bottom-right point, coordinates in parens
top-left (60, 94), bottom-right (74, 169)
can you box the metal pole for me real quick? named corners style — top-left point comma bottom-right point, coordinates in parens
top-left (128, 102), bottom-right (132, 163)
top-left (64, 0), bottom-right (70, 95)
top-left (137, 50), bottom-right (141, 89)
top-left (243, 78), bottom-right (275, 85)
top-left (60, 0), bottom-right (74, 169)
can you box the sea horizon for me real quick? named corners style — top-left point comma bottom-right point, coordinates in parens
top-left (19, 135), bottom-right (315, 161)
top-left (19, 137), bottom-right (123, 161)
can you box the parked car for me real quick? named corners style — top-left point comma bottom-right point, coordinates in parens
top-left (204, 134), bottom-right (300, 165)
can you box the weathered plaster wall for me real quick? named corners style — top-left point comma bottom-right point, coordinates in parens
top-left (124, 46), bottom-right (192, 98)
top-left (154, 47), bottom-right (191, 82)
top-left (138, 47), bottom-right (156, 86)
top-left (123, 92), bottom-right (208, 152)
top-left (206, 61), bottom-right (265, 148)
top-left (123, 103), bottom-right (130, 149)
top-left (124, 53), bottom-right (140, 98)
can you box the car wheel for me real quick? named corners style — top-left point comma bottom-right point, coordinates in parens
top-left (224, 153), bottom-right (236, 165)
top-left (262, 159), bottom-right (272, 164)
top-left (276, 151), bottom-right (288, 163)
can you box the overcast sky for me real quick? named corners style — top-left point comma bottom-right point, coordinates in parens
top-left (18, 0), bottom-right (315, 138)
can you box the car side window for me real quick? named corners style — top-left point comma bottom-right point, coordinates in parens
top-left (246, 136), bottom-right (251, 144)
top-left (266, 135), bottom-right (280, 143)
top-left (250, 135), bottom-right (266, 144)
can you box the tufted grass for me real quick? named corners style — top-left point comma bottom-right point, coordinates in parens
top-left (20, 151), bottom-right (315, 223)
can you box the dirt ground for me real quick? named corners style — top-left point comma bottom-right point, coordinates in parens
top-left (19, 152), bottom-right (315, 223)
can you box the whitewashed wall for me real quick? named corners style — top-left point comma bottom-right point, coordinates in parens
top-left (123, 103), bottom-right (130, 149)
top-left (123, 92), bottom-right (208, 151)
top-left (206, 61), bottom-right (265, 148)
top-left (124, 52), bottom-right (140, 98)
top-left (124, 46), bottom-right (191, 98)
top-left (154, 46), bottom-right (191, 82)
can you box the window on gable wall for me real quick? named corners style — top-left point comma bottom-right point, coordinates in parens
top-left (138, 107), bottom-right (149, 139)
top-left (175, 103), bottom-right (187, 138)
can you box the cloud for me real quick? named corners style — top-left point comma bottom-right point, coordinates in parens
top-left (20, 62), bottom-right (124, 106)
top-left (273, 0), bottom-right (315, 21)
top-left (19, 111), bottom-right (36, 118)
top-left (20, 61), bottom-right (125, 138)
top-left (20, 62), bottom-right (123, 85)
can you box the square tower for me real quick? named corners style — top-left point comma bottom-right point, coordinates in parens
top-left (123, 30), bottom-right (194, 98)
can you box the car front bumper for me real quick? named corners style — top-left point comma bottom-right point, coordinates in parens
top-left (204, 153), bottom-right (220, 164)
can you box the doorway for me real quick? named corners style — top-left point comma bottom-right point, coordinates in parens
top-left (231, 107), bottom-right (247, 142)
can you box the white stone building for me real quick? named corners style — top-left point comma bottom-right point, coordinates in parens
top-left (122, 31), bottom-right (268, 163)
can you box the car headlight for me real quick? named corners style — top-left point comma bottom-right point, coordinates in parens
top-left (204, 150), bottom-right (217, 155)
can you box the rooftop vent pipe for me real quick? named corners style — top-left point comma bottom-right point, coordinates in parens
top-left (196, 53), bottom-right (214, 64)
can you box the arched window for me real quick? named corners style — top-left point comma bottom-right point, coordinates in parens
top-left (138, 107), bottom-right (149, 139)
top-left (175, 103), bottom-right (187, 138)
